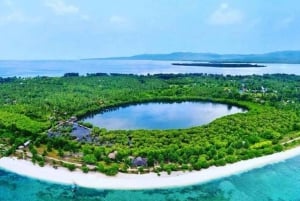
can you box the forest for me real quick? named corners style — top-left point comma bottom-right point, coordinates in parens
top-left (0, 73), bottom-right (299, 175)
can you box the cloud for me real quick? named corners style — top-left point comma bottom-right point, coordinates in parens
top-left (2, 0), bottom-right (13, 7)
top-left (0, 11), bottom-right (26, 23)
top-left (0, 13), bottom-right (41, 24)
top-left (109, 15), bottom-right (129, 25)
top-left (208, 3), bottom-right (243, 25)
top-left (0, 0), bottom-right (41, 24)
top-left (45, 0), bottom-right (79, 15)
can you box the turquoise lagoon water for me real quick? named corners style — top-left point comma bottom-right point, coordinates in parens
top-left (1, 155), bottom-right (300, 201)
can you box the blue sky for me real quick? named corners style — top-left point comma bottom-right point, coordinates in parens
top-left (0, 0), bottom-right (299, 59)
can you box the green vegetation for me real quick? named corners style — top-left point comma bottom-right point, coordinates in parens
top-left (0, 73), bottom-right (299, 175)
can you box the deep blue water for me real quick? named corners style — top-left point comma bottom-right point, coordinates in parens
top-left (0, 60), bottom-right (300, 77)
top-left (83, 102), bottom-right (245, 130)
top-left (1, 155), bottom-right (300, 201)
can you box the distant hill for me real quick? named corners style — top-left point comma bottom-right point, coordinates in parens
top-left (89, 50), bottom-right (300, 63)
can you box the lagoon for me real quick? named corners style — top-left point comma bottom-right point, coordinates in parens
top-left (82, 101), bottom-right (246, 130)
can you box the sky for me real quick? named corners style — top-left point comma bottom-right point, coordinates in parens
top-left (0, 0), bottom-right (300, 59)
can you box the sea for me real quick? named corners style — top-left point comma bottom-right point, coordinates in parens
top-left (1, 156), bottom-right (300, 201)
top-left (0, 60), bottom-right (300, 201)
top-left (0, 60), bottom-right (300, 77)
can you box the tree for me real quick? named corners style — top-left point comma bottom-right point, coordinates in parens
top-left (83, 154), bottom-right (97, 165)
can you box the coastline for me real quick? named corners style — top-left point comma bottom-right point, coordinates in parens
top-left (1, 146), bottom-right (300, 190)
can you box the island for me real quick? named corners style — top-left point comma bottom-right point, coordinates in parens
top-left (97, 50), bottom-right (300, 64)
top-left (172, 63), bottom-right (266, 68)
top-left (0, 73), bottom-right (299, 189)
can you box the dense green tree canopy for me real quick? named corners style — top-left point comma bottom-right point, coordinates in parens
top-left (0, 73), bottom-right (299, 174)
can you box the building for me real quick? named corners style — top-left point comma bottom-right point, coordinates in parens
top-left (132, 157), bottom-right (147, 167)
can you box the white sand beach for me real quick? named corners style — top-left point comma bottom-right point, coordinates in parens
top-left (1, 146), bottom-right (300, 190)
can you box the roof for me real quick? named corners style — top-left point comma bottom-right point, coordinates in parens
top-left (108, 151), bottom-right (117, 160)
top-left (24, 140), bottom-right (31, 147)
top-left (132, 157), bottom-right (147, 167)
top-left (71, 124), bottom-right (91, 138)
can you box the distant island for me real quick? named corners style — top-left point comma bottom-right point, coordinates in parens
top-left (172, 63), bottom-right (266, 68)
top-left (88, 50), bottom-right (300, 64)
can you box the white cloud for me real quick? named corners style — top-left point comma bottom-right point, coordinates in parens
top-left (0, 11), bottom-right (26, 23)
top-left (109, 15), bottom-right (128, 25)
top-left (0, 11), bottom-right (41, 24)
top-left (208, 3), bottom-right (243, 25)
top-left (2, 0), bottom-right (13, 7)
top-left (45, 0), bottom-right (79, 15)
top-left (0, 0), bottom-right (41, 24)
top-left (0, 12), bottom-right (41, 24)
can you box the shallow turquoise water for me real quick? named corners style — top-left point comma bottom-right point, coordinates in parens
top-left (1, 155), bottom-right (300, 201)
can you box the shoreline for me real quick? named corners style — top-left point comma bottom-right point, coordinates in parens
top-left (1, 147), bottom-right (300, 190)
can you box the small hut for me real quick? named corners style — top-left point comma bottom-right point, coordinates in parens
top-left (18, 140), bottom-right (30, 150)
top-left (69, 116), bottom-right (77, 122)
top-left (108, 151), bottom-right (118, 160)
top-left (132, 157), bottom-right (147, 167)
top-left (24, 140), bottom-right (31, 147)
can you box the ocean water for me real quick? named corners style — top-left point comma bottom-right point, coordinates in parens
top-left (1, 155), bottom-right (300, 201)
top-left (0, 60), bottom-right (300, 77)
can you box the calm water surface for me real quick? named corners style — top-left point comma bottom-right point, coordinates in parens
top-left (1, 155), bottom-right (300, 201)
top-left (0, 60), bottom-right (300, 77)
top-left (83, 102), bottom-right (245, 130)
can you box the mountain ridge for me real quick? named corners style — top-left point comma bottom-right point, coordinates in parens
top-left (87, 50), bottom-right (300, 64)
